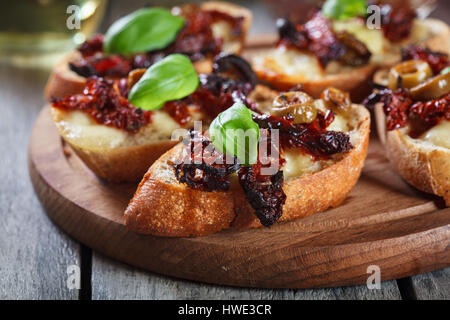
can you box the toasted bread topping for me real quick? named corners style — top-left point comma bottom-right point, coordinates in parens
top-left (174, 90), bottom-right (354, 226)
top-left (376, 2), bottom-right (416, 42)
top-left (51, 77), bottom-right (152, 133)
top-left (365, 48), bottom-right (450, 138)
top-left (276, 12), bottom-right (371, 68)
top-left (69, 6), bottom-right (244, 78)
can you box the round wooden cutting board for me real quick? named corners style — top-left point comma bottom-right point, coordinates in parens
top-left (29, 106), bottom-right (450, 289)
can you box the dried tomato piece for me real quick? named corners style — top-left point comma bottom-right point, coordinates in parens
top-left (51, 77), bottom-right (152, 133)
top-left (379, 3), bottom-right (416, 42)
top-left (238, 164), bottom-right (286, 227)
top-left (70, 55), bottom-right (133, 78)
top-left (408, 92), bottom-right (450, 137)
top-left (174, 130), bottom-right (239, 191)
top-left (303, 12), bottom-right (346, 67)
top-left (163, 100), bottom-right (192, 125)
top-left (78, 34), bottom-right (104, 58)
top-left (374, 89), bottom-right (412, 131)
top-left (252, 112), bottom-right (353, 159)
top-left (401, 46), bottom-right (450, 75)
top-left (364, 88), bottom-right (449, 137)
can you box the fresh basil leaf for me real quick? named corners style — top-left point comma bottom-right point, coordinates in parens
top-left (104, 8), bottom-right (184, 55)
top-left (209, 102), bottom-right (260, 166)
top-left (128, 54), bottom-right (199, 110)
top-left (441, 67), bottom-right (450, 75)
top-left (322, 0), bottom-right (367, 20)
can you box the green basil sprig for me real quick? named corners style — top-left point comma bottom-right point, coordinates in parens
top-left (322, 0), bottom-right (367, 21)
top-left (128, 54), bottom-right (199, 110)
top-left (104, 8), bottom-right (184, 55)
top-left (209, 102), bottom-right (260, 166)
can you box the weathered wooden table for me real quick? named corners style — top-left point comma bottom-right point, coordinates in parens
top-left (0, 0), bottom-right (449, 300)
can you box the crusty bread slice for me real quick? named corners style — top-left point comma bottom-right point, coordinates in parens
top-left (375, 105), bottom-right (449, 206)
top-left (44, 1), bottom-right (252, 100)
top-left (124, 104), bottom-right (370, 237)
top-left (251, 18), bottom-right (450, 101)
top-left (50, 85), bottom-right (278, 183)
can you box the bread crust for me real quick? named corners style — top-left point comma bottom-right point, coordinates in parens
top-left (44, 52), bottom-right (87, 100)
top-left (44, 1), bottom-right (252, 100)
top-left (257, 63), bottom-right (377, 101)
top-left (375, 109), bottom-right (450, 206)
top-left (124, 104), bottom-right (370, 237)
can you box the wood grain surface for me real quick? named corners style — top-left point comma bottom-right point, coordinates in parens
top-left (28, 104), bottom-right (450, 289)
top-left (0, 64), bottom-right (81, 299)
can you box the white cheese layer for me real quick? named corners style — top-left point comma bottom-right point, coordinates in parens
top-left (282, 113), bottom-right (349, 179)
top-left (419, 120), bottom-right (450, 149)
top-left (53, 109), bottom-right (182, 150)
top-left (252, 46), bottom-right (324, 81)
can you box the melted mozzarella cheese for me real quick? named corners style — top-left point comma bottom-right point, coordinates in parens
top-left (327, 114), bottom-right (349, 132)
top-left (211, 21), bottom-right (240, 54)
top-left (419, 120), bottom-right (450, 149)
top-left (283, 150), bottom-right (321, 179)
top-left (252, 47), bottom-right (324, 81)
top-left (54, 109), bottom-right (181, 149)
top-left (333, 19), bottom-right (388, 55)
top-left (282, 114), bottom-right (349, 179)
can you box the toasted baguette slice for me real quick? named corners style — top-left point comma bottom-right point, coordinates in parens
top-left (124, 104), bottom-right (370, 237)
top-left (375, 105), bottom-right (449, 206)
top-left (44, 1), bottom-right (252, 100)
top-left (50, 85), bottom-right (278, 182)
top-left (251, 18), bottom-right (450, 101)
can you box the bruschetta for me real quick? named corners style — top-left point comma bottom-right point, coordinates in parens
top-left (366, 46), bottom-right (449, 205)
top-left (45, 1), bottom-right (252, 99)
top-left (125, 88), bottom-right (370, 236)
top-left (50, 54), bottom-right (278, 182)
top-left (250, 2), bottom-right (450, 101)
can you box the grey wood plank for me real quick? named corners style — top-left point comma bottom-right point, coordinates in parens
top-left (411, 268), bottom-right (450, 300)
top-left (0, 64), bottom-right (81, 299)
top-left (92, 252), bottom-right (401, 300)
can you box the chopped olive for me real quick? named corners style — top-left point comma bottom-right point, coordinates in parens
top-left (271, 91), bottom-right (317, 124)
top-left (321, 87), bottom-right (351, 115)
top-left (388, 60), bottom-right (433, 90)
top-left (409, 72), bottom-right (450, 101)
top-left (127, 68), bottom-right (146, 89)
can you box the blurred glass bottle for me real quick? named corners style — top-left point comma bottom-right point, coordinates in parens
top-left (0, 0), bottom-right (107, 67)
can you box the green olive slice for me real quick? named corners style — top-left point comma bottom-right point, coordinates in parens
top-left (409, 72), bottom-right (450, 101)
top-left (321, 87), bottom-right (351, 115)
top-left (271, 91), bottom-right (317, 124)
top-left (388, 60), bottom-right (433, 90)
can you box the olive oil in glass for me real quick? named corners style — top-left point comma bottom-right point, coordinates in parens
top-left (0, 0), bottom-right (107, 66)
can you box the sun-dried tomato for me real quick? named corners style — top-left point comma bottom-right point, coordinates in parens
top-left (78, 34), bottom-right (104, 58)
top-left (174, 130), bottom-right (286, 226)
top-left (164, 72), bottom-right (254, 125)
top-left (252, 112), bottom-right (353, 159)
top-left (409, 93), bottom-right (450, 137)
top-left (70, 55), bottom-right (133, 78)
top-left (70, 7), bottom-right (244, 78)
top-left (402, 46), bottom-right (450, 75)
top-left (163, 100), bottom-right (192, 125)
top-left (364, 88), bottom-right (449, 137)
top-left (174, 130), bottom-right (239, 191)
top-left (378, 3), bottom-right (416, 42)
top-left (238, 164), bottom-right (286, 227)
top-left (51, 77), bottom-right (152, 133)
